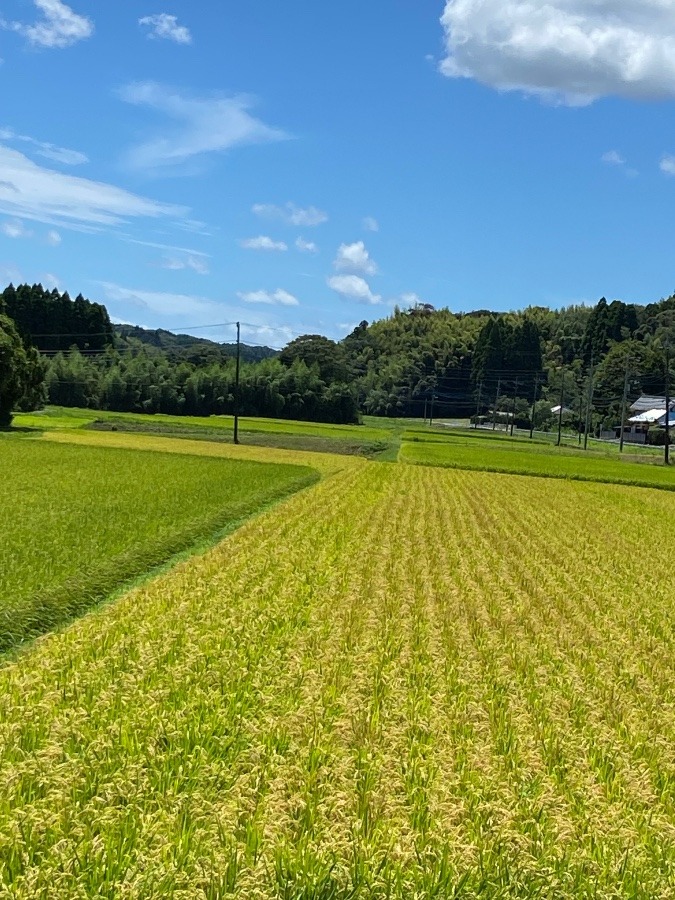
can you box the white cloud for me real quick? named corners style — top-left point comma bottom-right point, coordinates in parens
top-left (660, 155), bottom-right (675, 175)
top-left (0, 128), bottom-right (88, 165)
top-left (334, 241), bottom-right (378, 276)
top-left (296, 237), bottom-right (318, 253)
top-left (100, 282), bottom-right (221, 320)
top-left (2, 220), bottom-right (32, 239)
top-left (2, 0), bottom-right (93, 49)
top-left (252, 202), bottom-right (328, 227)
top-left (100, 281), bottom-right (296, 347)
top-left (363, 216), bottom-right (379, 232)
top-left (139, 14), bottom-right (191, 45)
top-left (398, 292), bottom-right (425, 308)
top-left (0, 145), bottom-right (184, 230)
top-left (46, 229), bottom-right (61, 245)
top-left (440, 1), bottom-right (675, 105)
top-left (119, 82), bottom-right (287, 170)
top-left (239, 235), bottom-right (288, 251)
top-left (238, 289), bottom-right (299, 307)
top-left (602, 150), bottom-right (626, 166)
top-left (122, 237), bottom-right (209, 257)
top-left (161, 254), bottom-right (209, 275)
top-left (327, 274), bottom-right (382, 305)
top-left (601, 149), bottom-right (638, 176)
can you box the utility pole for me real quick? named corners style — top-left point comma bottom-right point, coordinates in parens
top-left (529, 375), bottom-right (539, 440)
top-left (556, 370), bottom-right (566, 447)
top-left (577, 388), bottom-right (584, 446)
top-left (492, 377), bottom-right (501, 431)
top-left (429, 392), bottom-right (436, 427)
top-left (583, 354), bottom-right (594, 451)
top-left (665, 349), bottom-right (671, 466)
top-left (423, 397), bottom-right (428, 425)
top-left (619, 353), bottom-right (631, 454)
top-left (474, 380), bottom-right (483, 429)
top-left (510, 377), bottom-right (519, 437)
top-left (233, 321), bottom-right (241, 445)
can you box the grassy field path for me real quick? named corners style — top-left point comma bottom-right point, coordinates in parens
top-left (2, 464), bottom-right (675, 896)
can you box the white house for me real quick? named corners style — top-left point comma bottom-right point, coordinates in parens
top-left (616, 396), bottom-right (675, 443)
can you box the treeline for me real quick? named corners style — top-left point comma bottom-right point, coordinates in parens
top-left (4, 280), bottom-right (675, 429)
top-left (46, 349), bottom-right (359, 424)
top-left (2, 283), bottom-right (113, 352)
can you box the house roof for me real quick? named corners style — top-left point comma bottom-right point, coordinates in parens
top-left (630, 395), bottom-right (669, 413)
top-left (629, 408), bottom-right (675, 426)
top-left (550, 405), bottom-right (574, 416)
top-left (629, 408), bottom-right (666, 424)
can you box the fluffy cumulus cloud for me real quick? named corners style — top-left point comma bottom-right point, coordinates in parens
top-left (660, 155), bottom-right (675, 176)
top-left (602, 150), bottom-right (625, 166)
top-left (327, 274), bottom-right (382, 305)
top-left (2, 219), bottom-right (32, 239)
top-left (238, 289), bottom-right (299, 307)
top-left (239, 235), bottom-right (288, 251)
top-left (601, 149), bottom-right (637, 176)
top-left (252, 203), bottom-right (328, 227)
top-left (0, 145), bottom-right (183, 230)
top-left (119, 83), bottom-right (287, 170)
top-left (139, 14), bottom-right (192, 44)
top-left (440, 1), bottom-right (675, 105)
top-left (161, 254), bottom-right (209, 275)
top-left (295, 237), bottom-right (318, 253)
top-left (398, 292), bottom-right (425, 308)
top-left (2, 0), bottom-right (93, 49)
top-left (334, 241), bottom-right (378, 276)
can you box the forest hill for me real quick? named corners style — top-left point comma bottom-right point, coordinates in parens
top-left (2, 282), bottom-right (675, 428)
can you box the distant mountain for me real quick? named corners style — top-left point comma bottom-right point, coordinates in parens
top-left (114, 324), bottom-right (278, 364)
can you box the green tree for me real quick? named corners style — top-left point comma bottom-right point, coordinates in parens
top-left (0, 314), bottom-right (45, 426)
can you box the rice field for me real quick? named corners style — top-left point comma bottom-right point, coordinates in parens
top-left (0, 437), bottom-right (317, 652)
top-left (401, 431), bottom-right (675, 490)
top-left (3, 457), bottom-right (675, 897)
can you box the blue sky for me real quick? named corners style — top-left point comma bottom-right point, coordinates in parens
top-left (2, 1), bottom-right (675, 347)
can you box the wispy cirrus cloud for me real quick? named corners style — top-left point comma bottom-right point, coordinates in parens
top-left (0, 127), bottom-right (88, 165)
top-left (100, 281), bottom-right (295, 346)
top-left (440, 0), bottom-right (675, 106)
top-left (139, 13), bottom-right (191, 44)
top-left (327, 274), bottom-right (382, 305)
top-left (238, 289), bottom-right (299, 307)
top-left (239, 235), bottom-right (288, 252)
top-left (0, 145), bottom-right (184, 230)
top-left (119, 82), bottom-right (287, 171)
top-left (363, 216), bottom-right (379, 233)
top-left (121, 237), bottom-right (210, 274)
top-left (2, 0), bottom-right (93, 49)
top-left (252, 202), bottom-right (328, 227)
top-left (99, 281), bottom-right (222, 321)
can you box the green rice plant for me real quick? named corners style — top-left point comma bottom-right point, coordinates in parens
top-left (400, 432), bottom-right (675, 490)
top-left (1, 464), bottom-right (675, 895)
top-left (0, 437), bottom-right (317, 652)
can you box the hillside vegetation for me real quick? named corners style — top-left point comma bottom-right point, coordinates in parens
top-left (3, 282), bottom-right (675, 428)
